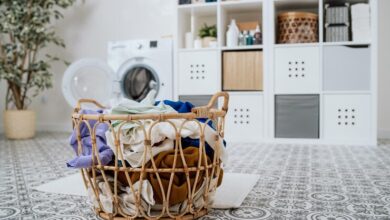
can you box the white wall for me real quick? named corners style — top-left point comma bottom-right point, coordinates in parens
top-left (0, 0), bottom-right (176, 132)
top-left (378, 0), bottom-right (390, 138)
top-left (1, 0), bottom-right (389, 139)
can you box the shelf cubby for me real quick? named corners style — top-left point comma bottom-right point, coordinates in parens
top-left (220, 0), bottom-right (263, 48)
top-left (322, 0), bottom-right (371, 44)
top-left (178, 3), bottom-right (218, 49)
top-left (273, 0), bottom-right (320, 45)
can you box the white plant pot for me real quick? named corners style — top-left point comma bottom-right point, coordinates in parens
top-left (202, 37), bottom-right (217, 48)
top-left (3, 110), bottom-right (36, 139)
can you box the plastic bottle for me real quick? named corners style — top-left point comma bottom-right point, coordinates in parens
top-left (226, 19), bottom-right (239, 47)
top-left (238, 31), bottom-right (246, 46)
top-left (254, 25), bottom-right (262, 45)
top-left (245, 31), bottom-right (253, 45)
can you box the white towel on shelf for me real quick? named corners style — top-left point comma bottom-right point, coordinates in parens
top-left (351, 3), bottom-right (370, 19)
top-left (351, 3), bottom-right (370, 42)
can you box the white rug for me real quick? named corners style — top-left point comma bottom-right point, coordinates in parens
top-left (34, 173), bottom-right (87, 196)
top-left (33, 172), bottom-right (259, 209)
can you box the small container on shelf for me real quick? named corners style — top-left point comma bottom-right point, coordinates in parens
top-left (325, 3), bottom-right (350, 25)
top-left (324, 3), bottom-right (351, 42)
top-left (325, 24), bottom-right (350, 42)
top-left (277, 12), bottom-right (318, 44)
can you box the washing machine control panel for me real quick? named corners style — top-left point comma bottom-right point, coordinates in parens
top-left (150, 41), bottom-right (158, 48)
top-left (136, 43), bottom-right (143, 50)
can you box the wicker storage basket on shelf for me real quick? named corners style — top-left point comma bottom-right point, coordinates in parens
top-left (71, 92), bottom-right (229, 220)
top-left (277, 12), bottom-right (319, 44)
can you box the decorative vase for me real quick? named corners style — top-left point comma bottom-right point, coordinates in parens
top-left (202, 36), bottom-right (217, 48)
top-left (185, 32), bottom-right (194, 49)
top-left (3, 110), bottom-right (36, 139)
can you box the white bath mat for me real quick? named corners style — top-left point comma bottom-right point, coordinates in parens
top-left (33, 172), bottom-right (259, 209)
top-left (212, 173), bottom-right (260, 209)
top-left (33, 173), bottom-right (87, 196)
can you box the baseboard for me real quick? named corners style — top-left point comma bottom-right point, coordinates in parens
top-left (378, 129), bottom-right (390, 139)
top-left (0, 122), bottom-right (71, 134)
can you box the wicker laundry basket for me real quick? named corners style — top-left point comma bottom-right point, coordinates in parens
top-left (71, 92), bottom-right (229, 220)
top-left (277, 12), bottom-right (319, 44)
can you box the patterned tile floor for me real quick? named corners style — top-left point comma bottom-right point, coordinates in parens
top-left (1, 133), bottom-right (390, 220)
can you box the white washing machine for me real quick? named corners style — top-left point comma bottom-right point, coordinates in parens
top-left (62, 39), bottom-right (173, 107)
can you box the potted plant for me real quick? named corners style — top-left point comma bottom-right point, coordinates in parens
top-left (0, 0), bottom-right (76, 139)
top-left (199, 23), bottom-right (217, 48)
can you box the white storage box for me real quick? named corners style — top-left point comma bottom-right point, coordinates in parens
top-left (323, 46), bottom-right (370, 91)
top-left (220, 93), bottom-right (264, 142)
top-left (275, 46), bottom-right (320, 93)
top-left (323, 94), bottom-right (371, 142)
top-left (178, 51), bottom-right (219, 95)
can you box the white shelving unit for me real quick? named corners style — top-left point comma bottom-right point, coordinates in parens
top-left (174, 0), bottom-right (378, 145)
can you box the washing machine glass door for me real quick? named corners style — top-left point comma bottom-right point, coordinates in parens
top-left (121, 65), bottom-right (160, 102)
top-left (62, 58), bottom-right (115, 107)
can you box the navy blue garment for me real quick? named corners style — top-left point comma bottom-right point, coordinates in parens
top-left (155, 100), bottom-right (226, 159)
top-left (155, 100), bottom-right (212, 126)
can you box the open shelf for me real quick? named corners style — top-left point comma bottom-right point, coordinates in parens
top-left (274, 0), bottom-right (318, 11)
top-left (178, 3), bottom-right (218, 49)
top-left (221, 45), bottom-right (263, 51)
top-left (322, 0), bottom-right (371, 43)
top-left (220, 0), bottom-right (263, 10)
top-left (323, 41), bottom-right (370, 46)
top-left (324, 0), bottom-right (368, 4)
top-left (274, 43), bottom-right (320, 48)
top-left (178, 2), bottom-right (218, 12)
top-left (220, 0), bottom-right (263, 47)
top-left (274, 0), bottom-right (319, 45)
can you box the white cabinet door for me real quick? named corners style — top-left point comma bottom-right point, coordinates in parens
top-left (178, 51), bottom-right (219, 95)
top-left (275, 46), bottom-right (320, 94)
top-left (323, 94), bottom-right (371, 142)
top-left (220, 93), bottom-right (264, 142)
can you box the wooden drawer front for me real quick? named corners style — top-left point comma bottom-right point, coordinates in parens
top-left (223, 51), bottom-right (263, 91)
top-left (220, 93), bottom-right (264, 142)
top-left (179, 51), bottom-right (219, 95)
top-left (323, 94), bottom-right (371, 141)
top-left (275, 46), bottom-right (320, 93)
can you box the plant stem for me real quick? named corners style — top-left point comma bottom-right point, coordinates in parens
top-left (8, 81), bottom-right (23, 110)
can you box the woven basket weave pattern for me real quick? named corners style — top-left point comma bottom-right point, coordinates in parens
top-left (278, 12), bottom-right (319, 44)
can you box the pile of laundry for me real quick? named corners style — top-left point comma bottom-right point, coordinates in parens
top-left (67, 91), bottom-right (227, 216)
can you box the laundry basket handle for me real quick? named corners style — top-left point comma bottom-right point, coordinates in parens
top-left (74, 99), bottom-right (106, 112)
top-left (192, 92), bottom-right (229, 118)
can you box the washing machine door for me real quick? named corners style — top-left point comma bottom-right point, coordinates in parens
top-left (62, 58), bottom-right (115, 107)
top-left (118, 59), bottom-right (160, 102)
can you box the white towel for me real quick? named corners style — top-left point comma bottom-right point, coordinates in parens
top-left (212, 173), bottom-right (260, 209)
top-left (33, 173), bottom-right (259, 210)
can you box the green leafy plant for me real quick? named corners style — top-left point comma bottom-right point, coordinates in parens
top-left (0, 0), bottom-right (76, 110)
top-left (199, 23), bottom-right (217, 38)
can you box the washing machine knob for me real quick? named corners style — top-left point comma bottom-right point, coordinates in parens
top-left (137, 43), bottom-right (143, 50)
